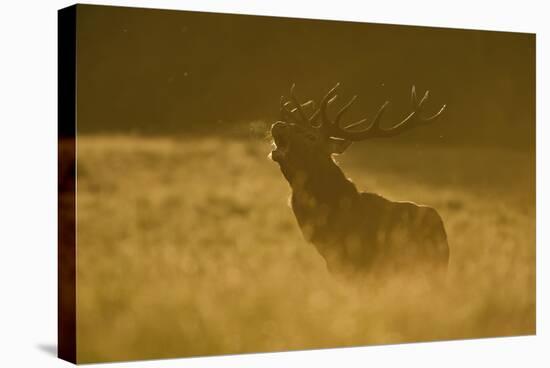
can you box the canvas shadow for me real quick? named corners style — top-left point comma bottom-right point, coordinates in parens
top-left (37, 343), bottom-right (57, 357)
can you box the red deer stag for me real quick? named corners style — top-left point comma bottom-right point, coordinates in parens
top-left (270, 83), bottom-right (449, 282)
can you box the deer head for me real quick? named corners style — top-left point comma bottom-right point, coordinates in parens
top-left (270, 83), bottom-right (446, 180)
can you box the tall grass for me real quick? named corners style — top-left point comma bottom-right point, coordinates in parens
top-left (76, 134), bottom-right (535, 363)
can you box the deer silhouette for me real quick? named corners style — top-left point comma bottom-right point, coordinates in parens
top-left (270, 83), bottom-right (449, 282)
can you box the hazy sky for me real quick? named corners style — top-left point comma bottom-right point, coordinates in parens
top-left (74, 4), bottom-right (535, 148)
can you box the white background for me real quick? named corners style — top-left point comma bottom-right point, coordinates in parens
top-left (0, 0), bottom-right (547, 366)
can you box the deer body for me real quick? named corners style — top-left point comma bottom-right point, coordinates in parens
top-left (271, 84), bottom-right (449, 281)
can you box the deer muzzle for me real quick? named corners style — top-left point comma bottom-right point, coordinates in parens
top-left (270, 122), bottom-right (290, 162)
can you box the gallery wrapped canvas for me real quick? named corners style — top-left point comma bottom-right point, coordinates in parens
top-left (58, 4), bottom-right (535, 364)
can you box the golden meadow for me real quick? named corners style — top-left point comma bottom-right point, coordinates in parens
top-left (76, 132), bottom-right (535, 362)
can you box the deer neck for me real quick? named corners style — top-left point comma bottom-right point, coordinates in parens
top-left (291, 166), bottom-right (357, 205)
top-left (283, 158), bottom-right (358, 272)
top-left (285, 157), bottom-right (359, 232)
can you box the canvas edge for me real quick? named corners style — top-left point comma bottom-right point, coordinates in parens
top-left (58, 3), bottom-right (78, 364)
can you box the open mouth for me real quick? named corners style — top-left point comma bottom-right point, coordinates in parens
top-left (271, 132), bottom-right (290, 161)
top-left (274, 134), bottom-right (289, 150)
top-left (270, 137), bottom-right (289, 162)
top-left (270, 122), bottom-right (290, 162)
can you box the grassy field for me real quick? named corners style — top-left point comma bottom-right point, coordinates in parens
top-left (75, 133), bottom-right (535, 363)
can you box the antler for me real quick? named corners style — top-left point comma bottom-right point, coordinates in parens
top-left (279, 83), bottom-right (446, 146)
top-left (280, 85), bottom-right (319, 126)
top-left (323, 85), bottom-right (446, 141)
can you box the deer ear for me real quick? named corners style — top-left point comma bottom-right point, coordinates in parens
top-left (328, 138), bottom-right (352, 155)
